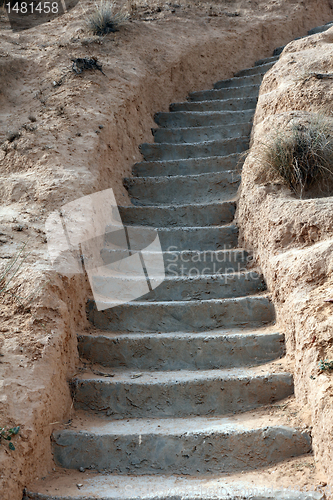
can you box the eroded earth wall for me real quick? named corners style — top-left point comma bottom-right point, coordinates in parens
top-left (237, 26), bottom-right (333, 480)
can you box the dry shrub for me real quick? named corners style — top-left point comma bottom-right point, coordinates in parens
top-left (86, 0), bottom-right (129, 36)
top-left (257, 116), bottom-right (333, 198)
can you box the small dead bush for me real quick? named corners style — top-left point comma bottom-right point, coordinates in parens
top-left (71, 57), bottom-right (105, 75)
top-left (86, 1), bottom-right (129, 36)
top-left (258, 117), bottom-right (333, 198)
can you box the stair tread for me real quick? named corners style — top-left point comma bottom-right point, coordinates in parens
top-left (78, 328), bottom-right (285, 371)
top-left (89, 295), bottom-right (274, 332)
top-left (75, 359), bottom-right (290, 384)
top-left (118, 201), bottom-right (236, 226)
top-left (73, 370), bottom-right (290, 389)
top-left (140, 136), bottom-right (249, 147)
top-left (240, 61), bottom-right (275, 70)
top-left (120, 200), bottom-right (236, 209)
top-left (103, 225), bottom-right (240, 253)
top-left (135, 152), bottom-right (240, 163)
top-left (151, 121), bottom-right (252, 134)
top-left (78, 324), bottom-right (281, 340)
top-left (125, 169), bottom-right (239, 182)
top-left (91, 270), bottom-right (258, 281)
top-left (139, 137), bottom-right (249, 161)
top-left (308, 22), bottom-right (333, 35)
top-left (107, 205), bottom-right (237, 226)
top-left (214, 74), bottom-right (263, 89)
top-left (25, 470), bottom-right (324, 500)
top-left (255, 55), bottom-right (279, 65)
top-left (92, 292), bottom-right (270, 306)
top-left (53, 401), bottom-right (303, 436)
top-left (188, 85), bottom-right (260, 100)
top-left (132, 153), bottom-right (242, 177)
top-left (105, 223), bottom-right (238, 232)
top-left (127, 196), bottom-right (239, 206)
top-left (169, 98), bottom-right (257, 112)
top-left (157, 109), bottom-right (256, 117)
top-left (234, 68), bottom-right (269, 76)
top-left (134, 153), bottom-right (241, 166)
top-left (234, 61), bottom-right (276, 77)
top-left (102, 246), bottom-right (246, 254)
top-left (154, 110), bottom-right (256, 129)
top-left (171, 97), bottom-right (257, 106)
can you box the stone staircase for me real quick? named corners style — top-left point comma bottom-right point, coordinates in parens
top-left (25, 22), bottom-right (333, 500)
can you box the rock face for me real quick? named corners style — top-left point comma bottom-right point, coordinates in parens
top-left (237, 26), bottom-right (333, 479)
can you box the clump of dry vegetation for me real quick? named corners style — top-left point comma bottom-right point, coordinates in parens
top-left (0, 242), bottom-right (47, 313)
top-left (86, 0), bottom-right (129, 36)
top-left (0, 426), bottom-right (20, 451)
top-left (258, 116), bottom-right (333, 198)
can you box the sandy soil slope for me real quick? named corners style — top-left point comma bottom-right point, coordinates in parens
top-left (1, 0), bottom-right (333, 498)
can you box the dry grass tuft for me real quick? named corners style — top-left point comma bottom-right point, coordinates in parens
top-left (86, 0), bottom-right (129, 36)
top-left (256, 116), bottom-right (333, 198)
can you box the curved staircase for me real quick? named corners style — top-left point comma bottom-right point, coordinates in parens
top-left (25, 22), bottom-right (333, 500)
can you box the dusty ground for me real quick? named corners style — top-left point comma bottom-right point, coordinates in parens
top-left (1, 0), bottom-right (333, 498)
top-left (237, 24), bottom-right (333, 487)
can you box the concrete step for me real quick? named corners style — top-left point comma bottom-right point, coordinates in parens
top-left (123, 171), bottom-right (240, 206)
top-left (273, 45), bottom-right (285, 56)
top-left (101, 248), bottom-right (250, 276)
top-left (87, 295), bottom-right (275, 332)
top-left (162, 248), bottom-right (249, 274)
top-left (104, 224), bottom-right (239, 253)
top-left (100, 226), bottom-right (239, 268)
top-left (72, 364), bottom-right (293, 418)
top-left (169, 97), bottom-right (257, 113)
top-left (151, 122), bottom-right (252, 144)
top-left (234, 61), bottom-right (276, 77)
top-left (78, 326), bottom-right (286, 370)
top-left (139, 137), bottom-right (249, 161)
top-left (118, 201), bottom-right (236, 227)
top-left (154, 109), bottom-right (255, 128)
top-left (51, 411), bottom-right (311, 474)
top-left (91, 271), bottom-right (266, 304)
top-left (159, 224), bottom-right (239, 251)
top-left (214, 73), bottom-right (263, 89)
top-left (132, 153), bottom-right (242, 177)
top-left (24, 471), bottom-right (325, 500)
top-left (255, 55), bottom-right (280, 66)
top-left (308, 22), bottom-right (333, 35)
top-left (188, 85), bottom-right (260, 102)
